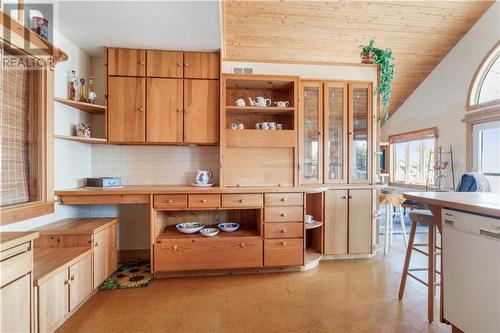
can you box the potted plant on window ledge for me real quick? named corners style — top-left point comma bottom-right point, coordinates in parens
top-left (360, 38), bottom-right (395, 125)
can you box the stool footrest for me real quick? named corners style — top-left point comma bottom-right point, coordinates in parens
top-left (411, 246), bottom-right (429, 256)
top-left (407, 272), bottom-right (428, 286)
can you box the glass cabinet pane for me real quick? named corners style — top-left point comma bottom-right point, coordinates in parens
top-left (302, 85), bottom-right (321, 182)
top-left (325, 85), bottom-right (345, 182)
top-left (350, 86), bottom-right (370, 182)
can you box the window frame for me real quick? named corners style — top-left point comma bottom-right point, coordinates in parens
top-left (388, 127), bottom-right (438, 189)
top-left (472, 120), bottom-right (500, 176)
top-left (466, 41), bottom-right (500, 112)
top-left (0, 57), bottom-right (55, 225)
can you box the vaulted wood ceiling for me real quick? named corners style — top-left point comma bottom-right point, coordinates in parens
top-left (222, 1), bottom-right (494, 116)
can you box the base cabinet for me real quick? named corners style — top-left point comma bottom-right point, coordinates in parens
top-left (36, 253), bottom-right (93, 333)
top-left (93, 226), bottom-right (117, 287)
top-left (1, 274), bottom-right (32, 333)
top-left (324, 189), bottom-right (372, 255)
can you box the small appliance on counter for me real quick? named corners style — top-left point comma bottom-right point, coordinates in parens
top-left (86, 177), bottom-right (122, 188)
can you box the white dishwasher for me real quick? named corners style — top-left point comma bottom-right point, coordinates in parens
top-left (442, 209), bottom-right (500, 333)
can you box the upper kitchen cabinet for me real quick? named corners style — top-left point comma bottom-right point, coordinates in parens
top-left (107, 77), bottom-right (146, 143)
top-left (184, 79), bottom-right (219, 144)
top-left (349, 83), bottom-right (372, 184)
top-left (146, 50), bottom-right (184, 78)
top-left (107, 48), bottom-right (146, 77)
top-left (299, 80), bottom-right (372, 185)
top-left (324, 82), bottom-right (348, 183)
top-left (183, 52), bottom-right (220, 79)
top-left (300, 81), bottom-right (323, 184)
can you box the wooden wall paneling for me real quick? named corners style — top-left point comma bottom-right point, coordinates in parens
top-left (146, 50), bottom-right (183, 78)
top-left (184, 79), bottom-right (220, 144)
top-left (107, 48), bottom-right (146, 77)
top-left (107, 77), bottom-right (146, 143)
top-left (183, 52), bottom-right (220, 79)
top-left (146, 78), bottom-right (183, 143)
top-left (222, 1), bottom-right (493, 115)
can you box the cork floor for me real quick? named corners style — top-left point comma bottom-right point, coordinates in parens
top-left (58, 235), bottom-right (450, 333)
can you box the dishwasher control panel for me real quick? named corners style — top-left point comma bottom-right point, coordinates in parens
top-left (442, 209), bottom-right (500, 238)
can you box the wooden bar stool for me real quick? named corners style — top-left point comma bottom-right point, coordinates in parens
top-left (398, 209), bottom-right (441, 322)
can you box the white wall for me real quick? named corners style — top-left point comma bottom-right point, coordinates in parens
top-left (382, 2), bottom-right (500, 192)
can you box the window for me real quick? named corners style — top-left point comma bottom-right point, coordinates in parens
top-left (389, 127), bottom-right (437, 187)
top-left (467, 42), bottom-right (500, 111)
top-left (473, 121), bottom-right (500, 175)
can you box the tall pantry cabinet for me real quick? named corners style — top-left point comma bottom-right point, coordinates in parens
top-left (106, 48), bottom-right (220, 144)
top-left (300, 80), bottom-right (374, 256)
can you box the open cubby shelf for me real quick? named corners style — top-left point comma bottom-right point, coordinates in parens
top-left (157, 224), bottom-right (261, 240)
top-left (305, 221), bottom-right (323, 229)
top-left (305, 249), bottom-right (323, 263)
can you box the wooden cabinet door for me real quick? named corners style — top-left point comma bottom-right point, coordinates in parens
top-left (348, 189), bottom-right (372, 254)
top-left (93, 226), bottom-right (117, 288)
top-left (146, 50), bottom-right (183, 78)
top-left (184, 79), bottom-right (219, 144)
top-left (300, 81), bottom-right (323, 184)
top-left (183, 52), bottom-right (220, 79)
top-left (348, 83), bottom-right (372, 184)
top-left (107, 77), bottom-right (146, 143)
top-left (1, 274), bottom-right (32, 333)
top-left (107, 48), bottom-right (145, 76)
top-left (69, 254), bottom-right (93, 311)
top-left (146, 78), bottom-right (183, 143)
top-left (38, 269), bottom-right (69, 333)
top-left (324, 189), bottom-right (348, 255)
top-left (324, 82), bottom-right (348, 183)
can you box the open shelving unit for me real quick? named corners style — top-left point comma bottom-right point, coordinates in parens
top-left (54, 97), bottom-right (106, 114)
top-left (304, 192), bottom-right (324, 265)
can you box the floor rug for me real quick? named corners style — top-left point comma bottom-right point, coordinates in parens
top-left (99, 260), bottom-right (153, 290)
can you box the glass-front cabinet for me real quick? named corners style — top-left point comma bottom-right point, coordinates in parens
top-left (324, 82), bottom-right (348, 183)
top-left (300, 82), bottom-right (323, 184)
top-left (349, 83), bottom-right (372, 184)
top-left (299, 80), bottom-right (372, 185)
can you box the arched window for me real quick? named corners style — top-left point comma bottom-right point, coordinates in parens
top-left (467, 41), bottom-right (500, 111)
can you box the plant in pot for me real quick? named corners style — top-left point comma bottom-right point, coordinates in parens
top-left (359, 38), bottom-right (396, 125)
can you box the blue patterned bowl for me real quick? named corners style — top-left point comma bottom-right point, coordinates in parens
top-left (218, 223), bottom-right (240, 232)
top-left (200, 228), bottom-right (219, 237)
top-left (176, 222), bottom-right (204, 234)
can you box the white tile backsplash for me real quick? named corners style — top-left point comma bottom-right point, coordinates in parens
top-left (92, 145), bottom-right (220, 185)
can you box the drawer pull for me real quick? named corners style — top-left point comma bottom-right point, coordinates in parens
top-left (167, 199), bottom-right (173, 203)
top-left (445, 212), bottom-right (454, 217)
top-left (95, 242), bottom-right (99, 246)
top-left (201, 199), bottom-right (207, 203)
top-left (480, 229), bottom-right (500, 239)
top-left (280, 228), bottom-right (286, 233)
top-left (239, 199), bottom-right (245, 203)
top-left (444, 219), bottom-right (454, 225)
top-left (239, 243), bottom-right (246, 248)
top-left (280, 197), bottom-right (286, 202)
top-left (172, 245), bottom-right (178, 250)
top-left (281, 241), bottom-right (287, 246)
top-left (280, 213), bottom-right (287, 217)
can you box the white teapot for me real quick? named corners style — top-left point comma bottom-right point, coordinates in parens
top-left (254, 96), bottom-right (272, 107)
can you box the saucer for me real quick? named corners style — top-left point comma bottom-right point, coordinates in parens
top-left (190, 183), bottom-right (215, 187)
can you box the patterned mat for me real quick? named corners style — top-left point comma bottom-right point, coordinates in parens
top-left (99, 260), bottom-right (153, 290)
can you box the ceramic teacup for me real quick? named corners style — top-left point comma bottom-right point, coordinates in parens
top-left (195, 170), bottom-right (213, 184)
top-left (274, 101), bottom-right (289, 108)
top-left (235, 98), bottom-right (245, 107)
top-left (261, 122), bottom-right (270, 130)
top-left (269, 122), bottom-right (277, 130)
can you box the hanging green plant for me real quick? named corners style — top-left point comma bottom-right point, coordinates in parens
top-left (360, 38), bottom-right (395, 125)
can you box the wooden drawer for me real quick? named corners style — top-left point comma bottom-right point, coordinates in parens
top-left (265, 206), bottom-right (303, 222)
top-left (0, 249), bottom-right (32, 287)
top-left (265, 223), bottom-right (303, 239)
top-left (222, 194), bottom-right (263, 208)
top-left (264, 239), bottom-right (303, 267)
top-left (154, 194), bottom-right (187, 209)
top-left (265, 193), bottom-right (303, 206)
top-left (154, 238), bottom-right (262, 271)
top-left (188, 194), bottom-right (221, 208)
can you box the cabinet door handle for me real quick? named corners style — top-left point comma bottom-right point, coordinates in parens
top-left (138, 107), bottom-right (145, 112)
top-left (70, 276), bottom-right (75, 281)
top-left (184, 63), bottom-right (190, 67)
top-left (139, 61), bottom-right (145, 65)
top-left (281, 241), bottom-right (287, 246)
top-left (348, 195), bottom-right (353, 199)
top-left (342, 196), bottom-right (346, 199)
top-left (95, 242), bottom-right (99, 246)
top-left (239, 199), bottom-right (245, 203)
top-left (239, 243), bottom-right (246, 248)
top-left (176, 108), bottom-right (183, 112)
top-left (280, 213), bottom-right (287, 217)
top-left (280, 228), bottom-right (286, 234)
top-left (184, 109), bottom-right (189, 113)
top-left (177, 62), bottom-right (183, 67)
top-left (64, 279), bottom-right (69, 285)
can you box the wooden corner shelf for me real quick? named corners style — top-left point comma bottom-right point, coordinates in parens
top-left (54, 135), bottom-right (107, 144)
top-left (305, 221), bottom-right (323, 229)
top-left (305, 249), bottom-right (323, 264)
top-left (54, 98), bottom-right (106, 114)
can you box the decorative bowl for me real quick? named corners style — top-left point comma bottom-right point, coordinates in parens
top-left (200, 228), bottom-right (219, 237)
top-left (176, 222), bottom-right (204, 234)
top-left (218, 223), bottom-right (240, 232)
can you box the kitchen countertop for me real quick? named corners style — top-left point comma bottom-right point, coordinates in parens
top-left (0, 231), bottom-right (39, 251)
top-left (55, 185), bottom-right (330, 196)
top-left (403, 192), bottom-right (500, 218)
